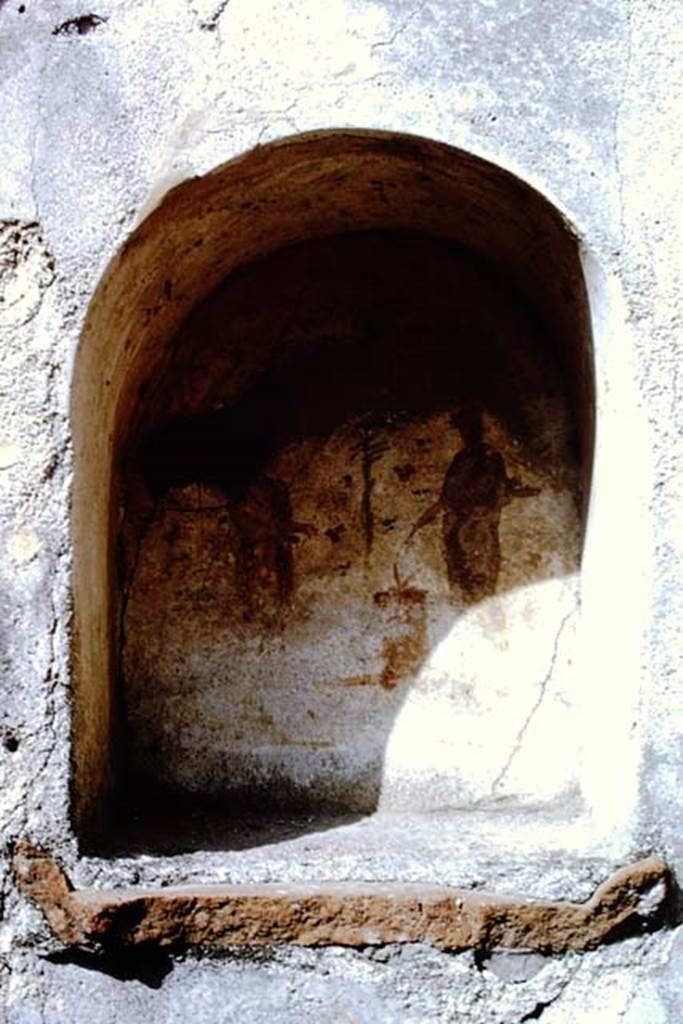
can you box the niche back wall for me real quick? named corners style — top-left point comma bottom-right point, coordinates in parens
top-left (121, 230), bottom-right (582, 814)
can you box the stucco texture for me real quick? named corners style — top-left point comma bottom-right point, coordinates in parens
top-left (0, 1), bottom-right (681, 1021)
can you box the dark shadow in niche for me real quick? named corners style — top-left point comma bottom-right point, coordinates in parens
top-left (98, 230), bottom-right (585, 858)
top-left (46, 947), bottom-right (174, 989)
top-left (104, 795), bottom-right (364, 856)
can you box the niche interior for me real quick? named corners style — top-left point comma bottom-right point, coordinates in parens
top-left (71, 131), bottom-right (594, 860)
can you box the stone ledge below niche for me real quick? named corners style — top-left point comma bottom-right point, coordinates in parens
top-left (71, 803), bottom-right (641, 903)
top-left (13, 846), bottom-right (675, 955)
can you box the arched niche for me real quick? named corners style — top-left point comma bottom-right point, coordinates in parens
top-left (71, 129), bottom-right (594, 841)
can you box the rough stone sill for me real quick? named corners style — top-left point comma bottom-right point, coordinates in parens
top-left (14, 846), bottom-right (673, 955)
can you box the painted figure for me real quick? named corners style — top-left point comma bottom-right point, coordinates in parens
top-left (408, 407), bottom-right (538, 603)
top-left (232, 475), bottom-right (316, 621)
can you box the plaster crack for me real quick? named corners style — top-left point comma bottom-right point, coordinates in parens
top-left (491, 608), bottom-right (574, 794)
top-left (2, 557), bottom-right (68, 837)
top-left (346, 70), bottom-right (396, 88)
top-left (29, 44), bottom-right (50, 224)
top-left (256, 102), bottom-right (300, 143)
top-left (371, 7), bottom-right (420, 53)
top-left (3, 709), bottom-right (58, 833)
top-left (520, 991), bottom-right (562, 1021)
top-left (190, 0), bottom-right (231, 33)
top-left (206, 101), bottom-right (300, 140)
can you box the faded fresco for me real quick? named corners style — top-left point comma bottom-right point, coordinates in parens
top-left (121, 232), bottom-right (582, 814)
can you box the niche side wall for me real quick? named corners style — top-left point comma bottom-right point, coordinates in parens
top-left (70, 130), bottom-right (594, 839)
